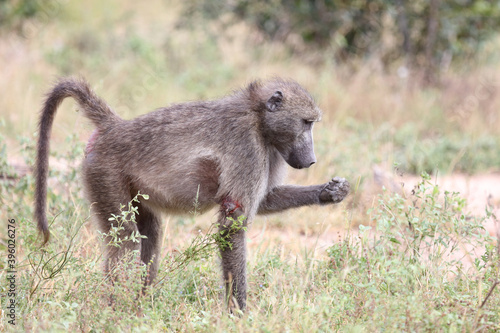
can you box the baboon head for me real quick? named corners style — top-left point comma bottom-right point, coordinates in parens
top-left (256, 79), bottom-right (322, 169)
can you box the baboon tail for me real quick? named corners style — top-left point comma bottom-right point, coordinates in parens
top-left (35, 77), bottom-right (120, 244)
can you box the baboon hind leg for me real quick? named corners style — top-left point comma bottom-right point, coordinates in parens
top-left (84, 171), bottom-right (141, 277)
top-left (136, 203), bottom-right (162, 285)
top-left (95, 205), bottom-right (142, 277)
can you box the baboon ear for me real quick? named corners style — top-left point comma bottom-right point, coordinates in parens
top-left (266, 91), bottom-right (283, 111)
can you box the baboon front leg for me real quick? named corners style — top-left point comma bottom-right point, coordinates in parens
top-left (218, 198), bottom-right (248, 312)
top-left (258, 177), bottom-right (350, 214)
top-left (136, 203), bottom-right (162, 285)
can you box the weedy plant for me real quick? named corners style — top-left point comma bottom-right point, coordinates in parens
top-left (326, 172), bottom-right (499, 331)
top-left (153, 215), bottom-right (247, 289)
top-left (372, 172), bottom-right (491, 263)
top-left (99, 192), bottom-right (149, 249)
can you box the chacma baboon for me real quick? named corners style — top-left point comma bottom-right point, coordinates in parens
top-left (35, 77), bottom-right (350, 311)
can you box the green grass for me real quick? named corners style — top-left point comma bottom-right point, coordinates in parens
top-left (328, 120), bottom-right (500, 176)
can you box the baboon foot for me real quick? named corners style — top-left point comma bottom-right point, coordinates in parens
top-left (319, 177), bottom-right (350, 204)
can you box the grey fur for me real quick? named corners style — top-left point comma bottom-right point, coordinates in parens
top-left (35, 77), bottom-right (350, 311)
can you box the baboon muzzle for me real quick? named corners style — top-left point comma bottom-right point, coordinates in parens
top-left (283, 131), bottom-right (316, 169)
top-left (287, 151), bottom-right (316, 169)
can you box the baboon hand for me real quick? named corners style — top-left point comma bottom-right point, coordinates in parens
top-left (319, 177), bottom-right (350, 204)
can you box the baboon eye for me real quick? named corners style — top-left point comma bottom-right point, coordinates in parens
top-left (303, 119), bottom-right (314, 125)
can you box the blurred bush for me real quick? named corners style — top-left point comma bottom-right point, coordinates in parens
top-left (181, 0), bottom-right (500, 76)
top-left (0, 0), bottom-right (42, 28)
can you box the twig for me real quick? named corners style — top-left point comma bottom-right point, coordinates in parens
top-left (479, 280), bottom-right (499, 309)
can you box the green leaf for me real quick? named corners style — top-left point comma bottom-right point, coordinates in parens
top-left (389, 237), bottom-right (401, 244)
